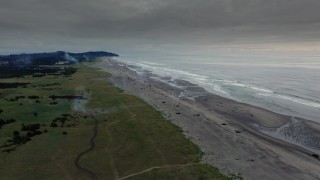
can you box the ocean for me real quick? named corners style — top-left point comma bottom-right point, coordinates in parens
top-left (113, 54), bottom-right (320, 124)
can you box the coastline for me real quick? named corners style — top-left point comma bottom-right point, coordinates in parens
top-left (93, 58), bottom-right (320, 180)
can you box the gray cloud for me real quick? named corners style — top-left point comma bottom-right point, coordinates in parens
top-left (1, 0), bottom-right (320, 54)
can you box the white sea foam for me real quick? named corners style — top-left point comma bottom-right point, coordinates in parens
top-left (224, 82), bottom-right (246, 87)
top-left (224, 81), bottom-right (274, 93)
top-left (136, 63), bottom-right (156, 69)
top-left (215, 79), bottom-right (235, 83)
top-left (249, 86), bottom-right (274, 93)
top-left (141, 61), bottom-right (165, 66)
top-left (275, 94), bottom-right (320, 108)
top-left (256, 91), bottom-right (320, 108)
top-left (127, 66), bottom-right (145, 75)
top-left (213, 84), bottom-right (228, 94)
top-left (256, 93), bottom-right (273, 97)
top-left (135, 62), bottom-right (209, 85)
top-left (178, 91), bottom-right (206, 101)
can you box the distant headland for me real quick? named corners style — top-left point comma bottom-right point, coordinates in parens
top-left (0, 51), bottom-right (119, 66)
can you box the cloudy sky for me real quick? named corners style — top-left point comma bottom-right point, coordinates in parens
top-left (1, 0), bottom-right (320, 55)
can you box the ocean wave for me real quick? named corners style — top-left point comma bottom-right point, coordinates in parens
top-left (223, 81), bottom-right (274, 93)
top-left (135, 62), bottom-right (156, 69)
top-left (249, 86), bottom-right (274, 93)
top-left (134, 62), bottom-right (209, 83)
top-left (257, 92), bottom-right (320, 108)
top-left (141, 61), bottom-right (165, 66)
top-left (219, 78), bottom-right (320, 109)
top-left (178, 91), bottom-right (208, 101)
top-left (127, 66), bottom-right (145, 75)
top-left (275, 94), bottom-right (320, 108)
top-left (224, 81), bottom-right (247, 87)
top-left (213, 84), bottom-right (228, 94)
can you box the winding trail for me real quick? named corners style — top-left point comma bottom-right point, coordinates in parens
top-left (118, 163), bottom-right (200, 180)
top-left (74, 112), bottom-right (99, 180)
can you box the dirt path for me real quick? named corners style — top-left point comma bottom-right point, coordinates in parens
top-left (118, 163), bottom-right (199, 180)
top-left (74, 112), bottom-right (99, 180)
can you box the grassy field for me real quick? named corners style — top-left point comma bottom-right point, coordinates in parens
top-left (0, 62), bottom-right (236, 179)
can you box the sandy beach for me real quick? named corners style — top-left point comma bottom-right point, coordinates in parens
top-left (93, 58), bottom-right (320, 180)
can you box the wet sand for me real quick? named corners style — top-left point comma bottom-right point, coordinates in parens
top-left (92, 58), bottom-right (320, 180)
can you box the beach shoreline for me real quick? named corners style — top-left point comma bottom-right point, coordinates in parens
top-left (93, 58), bottom-right (320, 180)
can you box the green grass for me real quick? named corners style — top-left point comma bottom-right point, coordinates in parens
top-left (0, 63), bottom-right (236, 179)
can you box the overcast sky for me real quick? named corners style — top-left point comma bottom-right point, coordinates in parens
top-left (1, 0), bottom-right (320, 55)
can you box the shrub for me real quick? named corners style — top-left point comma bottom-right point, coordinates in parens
top-left (50, 122), bottom-right (58, 127)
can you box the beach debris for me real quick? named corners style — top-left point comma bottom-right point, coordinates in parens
top-left (221, 123), bottom-right (227, 126)
top-left (162, 101), bottom-right (166, 103)
top-left (259, 156), bottom-right (266, 159)
top-left (235, 130), bottom-right (241, 133)
top-left (178, 93), bottom-right (187, 100)
top-left (176, 112), bottom-right (181, 115)
top-left (311, 154), bottom-right (319, 159)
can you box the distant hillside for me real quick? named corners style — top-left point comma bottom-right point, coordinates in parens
top-left (0, 51), bottom-right (119, 66)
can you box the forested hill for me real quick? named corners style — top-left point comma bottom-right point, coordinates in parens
top-left (0, 51), bottom-right (119, 66)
